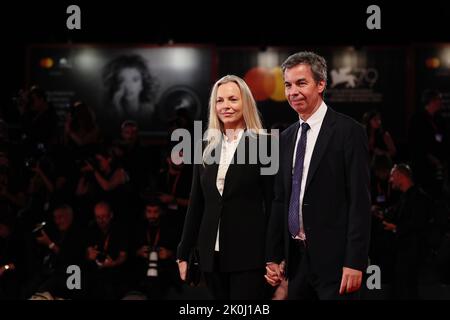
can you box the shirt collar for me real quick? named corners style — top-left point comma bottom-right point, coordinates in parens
top-left (299, 100), bottom-right (327, 128)
top-left (222, 128), bottom-right (245, 143)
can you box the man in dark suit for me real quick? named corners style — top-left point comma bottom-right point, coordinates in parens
top-left (265, 52), bottom-right (371, 300)
top-left (382, 164), bottom-right (432, 299)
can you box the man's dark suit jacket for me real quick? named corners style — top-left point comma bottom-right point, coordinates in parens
top-left (266, 107), bottom-right (371, 282)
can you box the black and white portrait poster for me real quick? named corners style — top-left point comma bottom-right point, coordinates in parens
top-left (27, 45), bottom-right (213, 135)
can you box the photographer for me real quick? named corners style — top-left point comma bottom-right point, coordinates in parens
top-left (25, 205), bottom-right (85, 299)
top-left (85, 201), bottom-right (128, 299)
top-left (23, 155), bottom-right (58, 227)
top-left (409, 89), bottom-right (448, 199)
top-left (11, 89), bottom-right (29, 119)
top-left (76, 147), bottom-right (131, 224)
top-left (19, 86), bottom-right (58, 147)
top-left (114, 120), bottom-right (155, 194)
top-left (368, 155), bottom-right (396, 283)
top-left (156, 150), bottom-right (191, 211)
top-left (30, 159), bottom-right (55, 194)
top-left (154, 149), bottom-right (192, 241)
top-left (129, 200), bottom-right (180, 299)
top-left (64, 101), bottom-right (100, 149)
top-left (382, 164), bottom-right (433, 299)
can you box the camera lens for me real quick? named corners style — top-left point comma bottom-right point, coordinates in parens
top-left (147, 251), bottom-right (158, 277)
top-left (32, 221), bottom-right (46, 235)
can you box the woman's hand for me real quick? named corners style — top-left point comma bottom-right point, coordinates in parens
top-left (177, 260), bottom-right (187, 281)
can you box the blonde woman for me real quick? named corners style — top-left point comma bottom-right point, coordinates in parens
top-left (176, 75), bottom-right (273, 299)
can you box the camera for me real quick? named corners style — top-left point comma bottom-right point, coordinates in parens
top-left (24, 157), bottom-right (37, 169)
top-left (146, 250), bottom-right (158, 277)
top-left (32, 221), bottom-right (47, 236)
top-left (96, 251), bottom-right (107, 263)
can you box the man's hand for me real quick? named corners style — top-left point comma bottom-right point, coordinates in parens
top-left (100, 256), bottom-right (115, 268)
top-left (36, 230), bottom-right (52, 247)
top-left (136, 245), bottom-right (150, 259)
top-left (339, 267), bottom-right (362, 295)
top-left (177, 260), bottom-right (187, 281)
top-left (272, 278), bottom-right (288, 300)
top-left (159, 193), bottom-right (175, 204)
top-left (87, 246), bottom-right (99, 261)
top-left (158, 247), bottom-right (173, 260)
top-left (265, 261), bottom-right (285, 287)
top-left (382, 221), bottom-right (397, 232)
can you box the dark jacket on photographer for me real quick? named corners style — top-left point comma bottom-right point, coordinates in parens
top-left (130, 215), bottom-right (180, 286)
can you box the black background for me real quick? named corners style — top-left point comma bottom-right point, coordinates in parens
top-left (0, 0), bottom-right (449, 308)
top-left (2, 1), bottom-right (450, 95)
top-left (1, 1), bottom-right (450, 138)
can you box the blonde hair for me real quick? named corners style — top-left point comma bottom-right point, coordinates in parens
top-left (203, 75), bottom-right (263, 163)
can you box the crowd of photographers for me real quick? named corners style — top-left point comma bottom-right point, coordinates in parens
top-left (1, 85), bottom-right (450, 299)
top-left (0, 86), bottom-right (192, 299)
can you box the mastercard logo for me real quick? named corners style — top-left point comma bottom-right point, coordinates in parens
top-left (244, 67), bottom-right (286, 102)
top-left (40, 57), bottom-right (54, 69)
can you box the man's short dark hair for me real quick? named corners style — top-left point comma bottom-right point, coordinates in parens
top-left (95, 200), bottom-right (113, 213)
top-left (145, 198), bottom-right (163, 209)
top-left (53, 204), bottom-right (74, 216)
top-left (143, 198), bottom-right (165, 217)
top-left (281, 51), bottom-right (328, 85)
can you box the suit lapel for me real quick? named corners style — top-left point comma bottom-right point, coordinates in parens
top-left (206, 140), bottom-right (222, 199)
top-left (304, 108), bottom-right (336, 192)
top-left (222, 132), bottom-right (248, 198)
